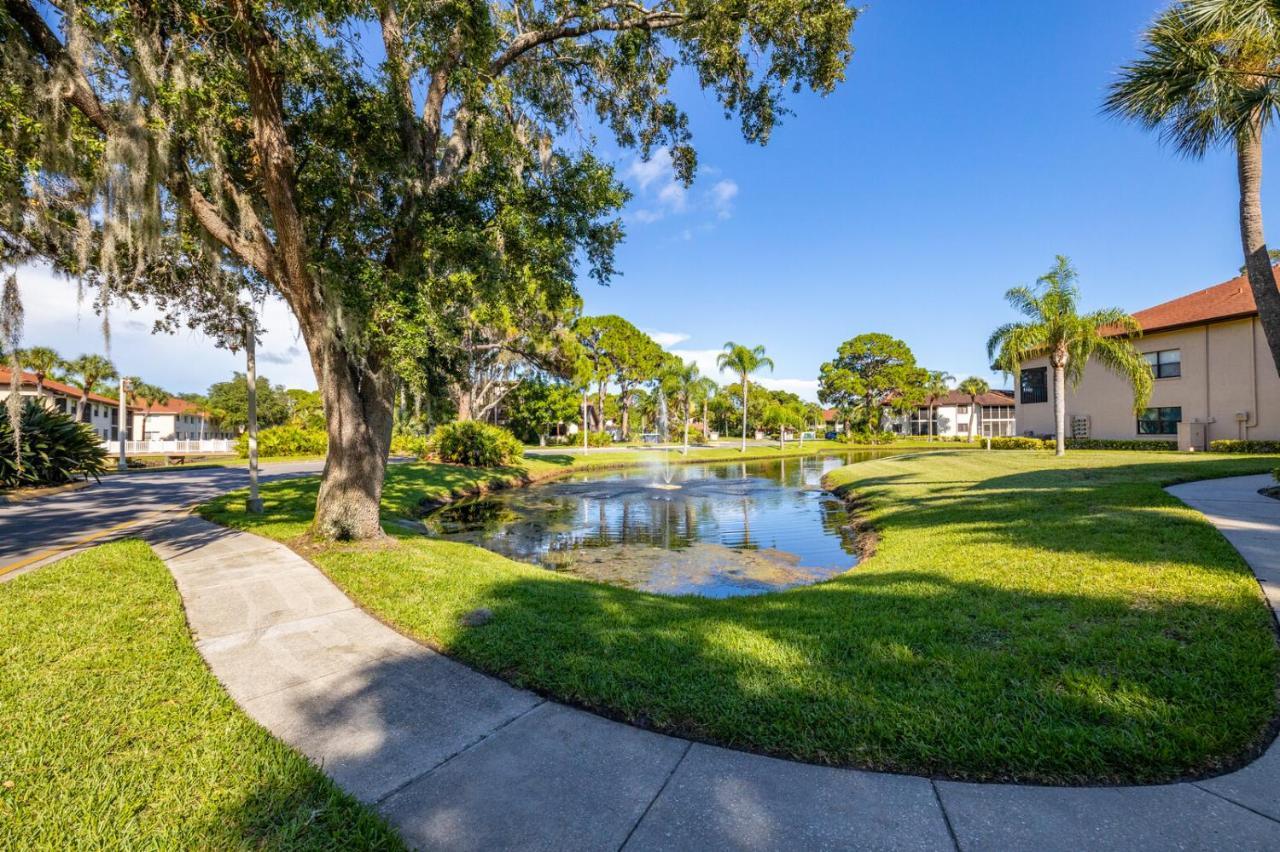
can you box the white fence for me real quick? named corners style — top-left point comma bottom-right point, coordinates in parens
top-left (102, 439), bottom-right (235, 455)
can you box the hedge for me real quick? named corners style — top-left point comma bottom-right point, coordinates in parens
top-left (1210, 440), bottom-right (1280, 454)
top-left (429, 420), bottom-right (524, 467)
top-left (1065, 438), bottom-right (1177, 451)
top-left (234, 425), bottom-right (327, 458)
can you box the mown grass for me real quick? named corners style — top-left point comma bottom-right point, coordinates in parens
top-left (200, 449), bottom-right (1280, 784)
top-left (0, 540), bottom-right (402, 849)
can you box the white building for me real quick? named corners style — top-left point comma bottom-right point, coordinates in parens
top-left (888, 389), bottom-right (1017, 438)
top-left (0, 366), bottom-right (129, 442)
top-left (131, 396), bottom-right (231, 441)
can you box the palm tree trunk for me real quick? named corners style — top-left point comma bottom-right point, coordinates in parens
top-left (77, 391), bottom-right (87, 422)
top-left (1236, 116), bottom-right (1280, 376)
top-left (929, 403), bottom-right (934, 441)
top-left (683, 411), bottom-right (689, 455)
top-left (1052, 364), bottom-right (1067, 457)
top-left (740, 376), bottom-right (748, 453)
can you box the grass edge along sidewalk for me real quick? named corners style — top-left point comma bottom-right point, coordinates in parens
top-left (202, 449), bottom-right (1280, 784)
top-left (0, 540), bottom-right (403, 849)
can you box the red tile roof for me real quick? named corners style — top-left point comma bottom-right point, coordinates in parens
top-left (0, 366), bottom-right (122, 407)
top-left (129, 395), bottom-right (206, 416)
top-left (1132, 269), bottom-right (1272, 334)
top-left (922, 389), bottom-right (1015, 407)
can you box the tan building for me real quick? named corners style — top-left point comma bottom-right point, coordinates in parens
top-left (1014, 272), bottom-right (1280, 447)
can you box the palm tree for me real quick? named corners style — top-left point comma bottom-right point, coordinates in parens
top-left (987, 256), bottom-right (1152, 457)
top-left (923, 370), bottom-right (954, 440)
top-left (661, 360), bottom-right (703, 454)
top-left (956, 376), bottom-right (989, 441)
top-left (694, 378), bottom-right (717, 438)
top-left (62, 354), bottom-right (117, 421)
top-left (16, 346), bottom-right (60, 395)
top-left (1105, 0), bottom-right (1280, 375)
top-left (716, 342), bottom-right (774, 452)
top-left (130, 380), bottom-right (172, 442)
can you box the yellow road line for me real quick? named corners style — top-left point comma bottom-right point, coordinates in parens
top-left (0, 505), bottom-right (195, 578)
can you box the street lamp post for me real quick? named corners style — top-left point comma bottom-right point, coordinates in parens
top-left (117, 377), bottom-right (131, 471)
top-left (245, 318), bottom-right (263, 514)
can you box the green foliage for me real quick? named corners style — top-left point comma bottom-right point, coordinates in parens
top-left (988, 436), bottom-right (1050, 450)
top-left (1067, 438), bottom-right (1178, 451)
top-left (502, 377), bottom-right (580, 443)
top-left (208, 374), bottom-right (291, 433)
top-left (429, 421), bottom-right (524, 467)
top-left (587, 430), bottom-right (614, 448)
top-left (390, 432), bottom-right (433, 460)
top-left (1210, 439), bottom-right (1280, 454)
top-left (234, 425), bottom-right (327, 459)
top-left (284, 388), bottom-right (325, 430)
top-left (0, 399), bottom-right (108, 488)
top-left (687, 425), bottom-right (708, 445)
top-left (818, 333), bottom-right (926, 426)
top-left (844, 429), bottom-right (898, 445)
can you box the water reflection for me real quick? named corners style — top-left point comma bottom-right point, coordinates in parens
top-left (424, 451), bottom-right (898, 598)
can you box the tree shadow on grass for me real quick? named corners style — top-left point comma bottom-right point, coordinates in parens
top-left (272, 558), bottom-right (1278, 788)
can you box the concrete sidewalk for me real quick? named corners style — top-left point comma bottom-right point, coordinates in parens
top-left (144, 473), bottom-right (1280, 850)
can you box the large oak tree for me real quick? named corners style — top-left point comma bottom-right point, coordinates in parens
top-left (2, 0), bottom-right (856, 538)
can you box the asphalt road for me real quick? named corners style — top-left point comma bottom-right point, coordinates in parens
top-left (0, 460), bottom-right (328, 579)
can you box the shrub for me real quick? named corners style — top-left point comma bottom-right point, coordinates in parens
top-left (390, 431), bottom-right (431, 459)
top-left (1210, 439), bottom-right (1280, 454)
top-left (235, 425), bottom-right (327, 458)
top-left (1065, 438), bottom-right (1177, 451)
top-left (987, 436), bottom-right (1049, 450)
top-left (586, 430), bottom-right (613, 448)
top-left (686, 425), bottom-right (707, 445)
top-left (846, 430), bottom-right (897, 445)
top-left (0, 399), bottom-right (108, 488)
top-left (429, 420), bottom-right (524, 467)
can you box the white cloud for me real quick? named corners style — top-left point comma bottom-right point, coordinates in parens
top-left (758, 377), bottom-right (820, 401)
top-left (626, 150), bottom-right (674, 190)
top-left (623, 147), bottom-right (739, 228)
top-left (13, 262), bottom-right (316, 393)
top-left (646, 330), bottom-right (690, 347)
top-left (711, 179), bottom-right (739, 219)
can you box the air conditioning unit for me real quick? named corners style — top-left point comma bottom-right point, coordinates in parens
top-left (1070, 415), bottom-right (1091, 439)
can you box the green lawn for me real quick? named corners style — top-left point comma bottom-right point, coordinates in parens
top-left (0, 540), bottom-right (401, 848)
top-left (200, 449), bottom-right (1280, 783)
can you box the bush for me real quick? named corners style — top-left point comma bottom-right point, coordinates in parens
top-left (235, 425), bottom-right (327, 458)
top-left (390, 431), bottom-right (431, 459)
top-left (1065, 438), bottom-right (1177, 451)
top-left (987, 436), bottom-right (1049, 450)
top-left (586, 430), bottom-right (613, 448)
top-left (686, 425), bottom-right (707, 445)
top-left (0, 399), bottom-right (109, 488)
top-left (428, 420), bottom-right (524, 467)
top-left (1210, 440), bottom-right (1280, 454)
top-left (846, 430), bottom-right (897, 445)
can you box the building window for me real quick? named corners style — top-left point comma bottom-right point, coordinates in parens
top-left (1144, 349), bottom-right (1181, 379)
top-left (981, 404), bottom-right (1016, 437)
top-left (909, 408), bottom-right (936, 436)
top-left (1020, 368), bottom-right (1048, 404)
top-left (956, 404), bottom-right (969, 415)
top-left (1137, 406), bottom-right (1182, 435)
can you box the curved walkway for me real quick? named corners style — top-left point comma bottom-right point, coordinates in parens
top-left (143, 473), bottom-right (1280, 851)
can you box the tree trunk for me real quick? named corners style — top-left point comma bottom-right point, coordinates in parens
top-left (682, 412), bottom-right (689, 455)
top-left (308, 326), bottom-right (395, 540)
top-left (455, 389), bottom-right (473, 421)
top-left (598, 381), bottom-right (607, 434)
top-left (1236, 118), bottom-right (1280, 377)
top-left (1052, 361), bottom-right (1067, 457)
top-left (928, 403), bottom-right (934, 440)
top-left (77, 392), bottom-right (87, 422)
top-left (740, 377), bottom-right (748, 453)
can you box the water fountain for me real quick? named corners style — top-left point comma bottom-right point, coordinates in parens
top-left (648, 389), bottom-right (681, 490)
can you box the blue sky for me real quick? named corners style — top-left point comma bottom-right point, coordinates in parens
top-left (22, 0), bottom-right (1273, 399)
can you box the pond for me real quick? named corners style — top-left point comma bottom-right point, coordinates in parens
top-left (422, 450), bottom-right (902, 598)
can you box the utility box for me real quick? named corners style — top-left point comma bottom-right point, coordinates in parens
top-left (1178, 420), bottom-right (1207, 452)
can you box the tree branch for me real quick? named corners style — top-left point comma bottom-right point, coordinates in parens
top-left (4, 0), bottom-right (111, 133)
top-left (490, 6), bottom-right (689, 74)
